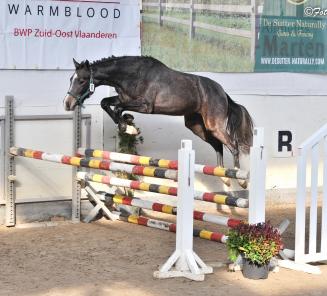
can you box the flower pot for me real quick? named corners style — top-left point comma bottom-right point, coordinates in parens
top-left (242, 259), bottom-right (269, 280)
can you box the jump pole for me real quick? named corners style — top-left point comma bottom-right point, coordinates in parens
top-left (153, 140), bottom-right (213, 281)
top-left (9, 147), bottom-right (178, 180)
top-left (114, 212), bottom-right (228, 244)
top-left (110, 194), bottom-right (242, 228)
top-left (76, 172), bottom-right (249, 208)
top-left (84, 184), bottom-right (229, 244)
top-left (10, 148), bottom-right (249, 209)
top-left (78, 148), bottom-right (249, 180)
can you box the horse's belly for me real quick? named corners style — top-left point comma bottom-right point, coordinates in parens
top-left (153, 96), bottom-right (198, 115)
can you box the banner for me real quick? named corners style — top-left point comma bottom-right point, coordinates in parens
top-left (255, 1), bottom-right (327, 72)
top-left (0, 0), bottom-right (141, 69)
top-left (141, 0), bottom-right (327, 73)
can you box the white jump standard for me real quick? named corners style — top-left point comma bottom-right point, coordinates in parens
top-left (153, 140), bottom-right (213, 281)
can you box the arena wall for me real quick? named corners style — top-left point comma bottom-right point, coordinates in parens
top-left (1, 70), bottom-right (327, 223)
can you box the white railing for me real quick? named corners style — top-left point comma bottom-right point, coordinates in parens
top-left (295, 123), bottom-right (327, 264)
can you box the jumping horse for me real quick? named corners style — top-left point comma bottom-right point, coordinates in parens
top-left (64, 56), bottom-right (253, 187)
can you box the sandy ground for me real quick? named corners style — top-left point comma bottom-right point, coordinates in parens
top-left (0, 207), bottom-right (327, 296)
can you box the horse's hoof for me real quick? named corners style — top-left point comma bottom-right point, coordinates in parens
top-left (125, 125), bottom-right (139, 135)
top-left (238, 179), bottom-right (248, 189)
top-left (118, 121), bottom-right (127, 133)
top-left (220, 177), bottom-right (231, 187)
top-left (122, 113), bottom-right (134, 124)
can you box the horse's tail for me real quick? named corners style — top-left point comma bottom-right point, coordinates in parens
top-left (226, 93), bottom-right (254, 154)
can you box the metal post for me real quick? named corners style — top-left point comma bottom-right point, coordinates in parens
top-left (250, 0), bottom-right (258, 62)
top-left (154, 140), bottom-right (212, 281)
top-left (5, 96), bottom-right (16, 226)
top-left (85, 117), bottom-right (91, 149)
top-left (0, 119), bottom-right (5, 203)
top-left (159, 0), bottom-right (163, 26)
top-left (72, 106), bottom-right (82, 223)
top-left (248, 127), bottom-right (266, 224)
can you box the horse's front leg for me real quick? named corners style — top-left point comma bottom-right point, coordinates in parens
top-left (112, 106), bottom-right (134, 125)
top-left (113, 105), bottom-right (140, 135)
top-left (101, 96), bottom-right (122, 124)
top-left (115, 99), bottom-right (151, 135)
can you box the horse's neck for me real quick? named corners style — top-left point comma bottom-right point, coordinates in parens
top-left (94, 61), bottom-right (136, 88)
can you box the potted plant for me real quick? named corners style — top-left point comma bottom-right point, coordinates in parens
top-left (227, 221), bottom-right (283, 280)
top-left (114, 119), bottom-right (144, 215)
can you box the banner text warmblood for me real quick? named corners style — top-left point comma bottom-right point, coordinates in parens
top-left (7, 4), bottom-right (121, 19)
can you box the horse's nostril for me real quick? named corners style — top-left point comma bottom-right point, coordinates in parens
top-left (63, 95), bottom-right (73, 111)
top-left (64, 100), bottom-right (71, 111)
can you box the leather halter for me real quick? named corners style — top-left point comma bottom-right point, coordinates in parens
top-left (67, 68), bottom-right (95, 108)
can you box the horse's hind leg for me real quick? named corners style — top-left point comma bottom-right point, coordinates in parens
top-left (210, 133), bottom-right (247, 189)
top-left (200, 98), bottom-right (249, 189)
top-left (184, 114), bottom-right (207, 142)
top-left (231, 144), bottom-right (248, 189)
top-left (207, 133), bottom-right (231, 187)
top-left (184, 114), bottom-right (231, 187)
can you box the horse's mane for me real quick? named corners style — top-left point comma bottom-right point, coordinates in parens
top-left (90, 56), bottom-right (123, 66)
top-left (88, 55), bottom-right (159, 67)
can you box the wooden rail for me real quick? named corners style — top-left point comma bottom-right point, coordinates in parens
top-left (144, 2), bottom-right (252, 14)
top-left (142, 0), bottom-right (261, 61)
top-left (194, 21), bottom-right (252, 38)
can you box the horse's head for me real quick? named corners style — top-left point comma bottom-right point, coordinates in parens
top-left (64, 59), bottom-right (95, 111)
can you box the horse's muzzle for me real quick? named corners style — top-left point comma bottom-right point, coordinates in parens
top-left (63, 94), bottom-right (77, 111)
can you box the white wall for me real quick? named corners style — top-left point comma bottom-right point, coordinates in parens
top-left (1, 70), bottom-right (327, 205)
top-left (104, 72), bottom-right (327, 202)
top-left (0, 70), bottom-right (106, 203)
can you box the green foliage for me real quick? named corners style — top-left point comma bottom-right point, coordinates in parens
top-left (116, 122), bottom-right (144, 197)
top-left (118, 124), bottom-right (144, 155)
top-left (227, 221), bottom-right (283, 266)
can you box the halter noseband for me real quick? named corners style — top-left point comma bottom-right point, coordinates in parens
top-left (67, 68), bottom-right (95, 108)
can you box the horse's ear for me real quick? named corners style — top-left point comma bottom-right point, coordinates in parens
top-left (84, 60), bottom-right (90, 69)
top-left (73, 58), bottom-right (80, 69)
